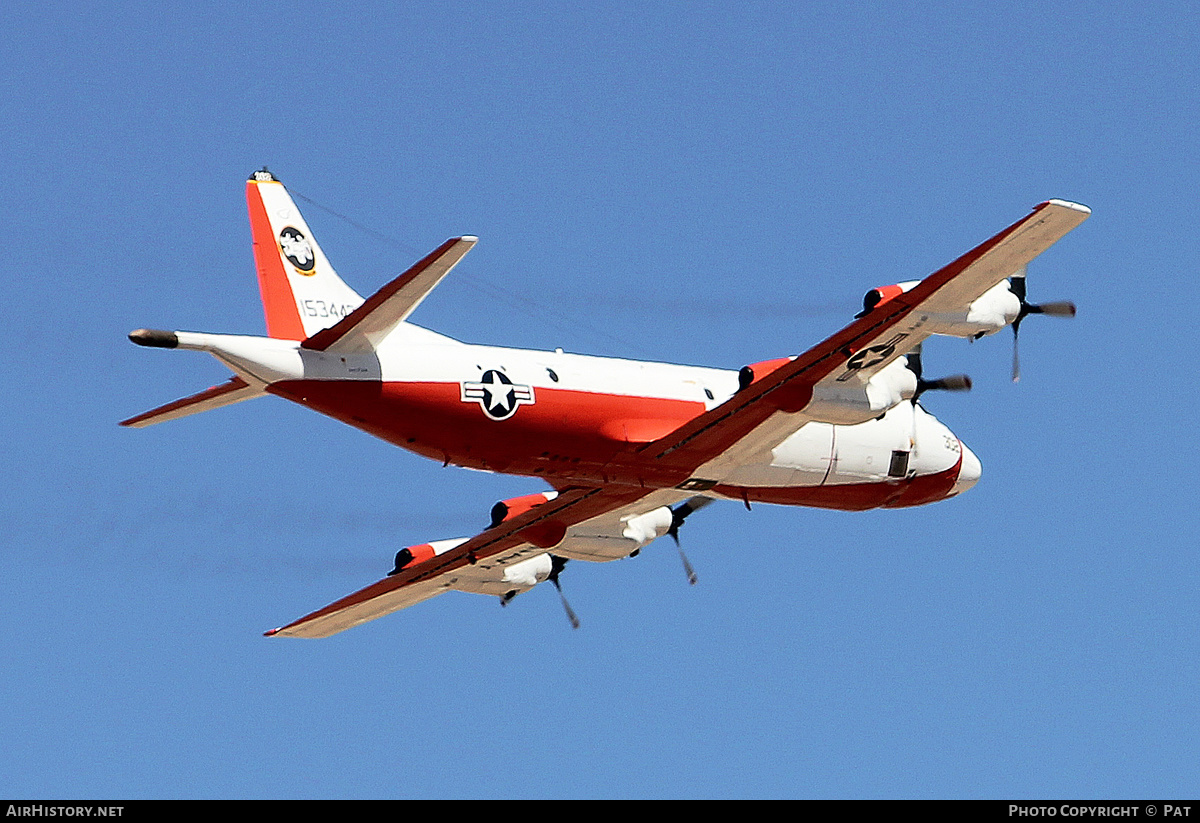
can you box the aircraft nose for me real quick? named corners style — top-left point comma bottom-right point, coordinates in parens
top-left (952, 442), bottom-right (981, 496)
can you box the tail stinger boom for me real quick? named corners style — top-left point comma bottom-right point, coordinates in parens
top-left (121, 329), bottom-right (312, 428)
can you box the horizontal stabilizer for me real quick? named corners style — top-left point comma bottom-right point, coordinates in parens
top-left (302, 236), bottom-right (477, 353)
top-left (120, 376), bottom-right (266, 428)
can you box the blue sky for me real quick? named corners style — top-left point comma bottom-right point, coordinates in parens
top-left (3, 1), bottom-right (1198, 799)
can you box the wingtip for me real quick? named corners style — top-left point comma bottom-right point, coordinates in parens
top-left (1038, 199), bottom-right (1091, 215)
top-left (264, 627), bottom-right (281, 637)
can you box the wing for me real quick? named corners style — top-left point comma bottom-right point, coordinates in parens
top-left (301, 236), bottom-right (477, 353)
top-left (266, 200), bottom-right (1088, 637)
top-left (624, 199), bottom-right (1090, 481)
top-left (266, 485), bottom-right (691, 638)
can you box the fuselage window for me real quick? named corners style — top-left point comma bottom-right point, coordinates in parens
top-left (888, 450), bottom-right (910, 478)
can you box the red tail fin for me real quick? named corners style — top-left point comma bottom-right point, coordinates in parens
top-left (245, 169), bottom-right (363, 340)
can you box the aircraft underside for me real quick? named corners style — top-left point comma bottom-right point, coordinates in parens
top-left (266, 376), bottom-right (979, 511)
top-left (121, 170), bottom-right (1084, 636)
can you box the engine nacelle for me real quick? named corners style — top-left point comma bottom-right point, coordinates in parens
top-left (920, 278), bottom-right (1021, 339)
top-left (619, 506), bottom-right (674, 546)
top-left (804, 357), bottom-right (918, 425)
top-left (550, 505), bottom-right (677, 562)
top-left (858, 278), bottom-right (1021, 338)
top-left (500, 553), bottom-right (554, 589)
top-left (449, 552), bottom-right (555, 600)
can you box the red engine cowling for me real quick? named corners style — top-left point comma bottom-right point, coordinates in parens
top-left (489, 491), bottom-right (559, 529)
top-left (390, 537), bottom-right (468, 574)
top-left (738, 356), bottom-right (795, 390)
top-left (856, 280), bottom-right (920, 317)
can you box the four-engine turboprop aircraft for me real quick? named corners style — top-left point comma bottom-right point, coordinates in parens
top-left (122, 170), bottom-right (1089, 637)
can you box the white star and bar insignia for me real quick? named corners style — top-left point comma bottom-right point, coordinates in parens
top-left (461, 370), bottom-right (535, 420)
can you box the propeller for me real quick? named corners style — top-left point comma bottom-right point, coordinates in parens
top-left (904, 345), bottom-right (972, 447)
top-left (547, 555), bottom-right (580, 629)
top-left (666, 497), bottom-right (714, 585)
top-left (1009, 269), bottom-right (1076, 383)
top-left (907, 346), bottom-right (972, 404)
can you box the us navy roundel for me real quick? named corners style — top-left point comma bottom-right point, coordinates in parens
top-left (461, 370), bottom-right (535, 420)
top-left (278, 226), bottom-right (316, 275)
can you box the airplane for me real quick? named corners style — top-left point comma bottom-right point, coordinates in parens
top-left (122, 169), bottom-right (1089, 638)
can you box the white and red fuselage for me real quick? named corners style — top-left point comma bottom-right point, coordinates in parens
top-left (152, 323), bottom-right (979, 511)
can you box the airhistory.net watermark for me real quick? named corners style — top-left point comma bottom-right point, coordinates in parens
top-left (5, 807), bottom-right (123, 817)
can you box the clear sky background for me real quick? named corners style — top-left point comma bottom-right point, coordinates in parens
top-left (3, 1), bottom-right (1197, 799)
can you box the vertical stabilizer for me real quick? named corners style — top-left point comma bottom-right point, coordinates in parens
top-left (245, 169), bottom-right (363, 340)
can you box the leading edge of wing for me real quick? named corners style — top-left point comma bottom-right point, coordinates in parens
top-left (265, 484), bottom-right (655, 638)
top-left (638, 199), bottom-right (1090, 469)
top-left (301, 236), bottom-right (477, 353)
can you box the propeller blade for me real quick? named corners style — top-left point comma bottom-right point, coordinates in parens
top-left (553, 581), bottom-right (580, 629)
top-left (1010, 271), bottom-right (1028, 302)
top-left (674, 496), bottom-right (714, 521)
top-left (932, 374), bottom-right (972, 391)
top-left (912, 345), bottom-right (972, 400)
top-left (548, 556), bottom-right (580, 629)
top-left (909, 343), bottom-right (971, 400)
top-left (1029, 300), bottom-right (1076, 318)
top-left (670, 531), bottom-right (699, 585)
top-left (1011, 316), bottom-right (1023, 383)
top-left (1008, 269), bottom-right (1073, 383)
top-left (906, 345), bottom-right (925, 381)
top-left (916, 373), bottom-right (972, 398)
top-left (665, 497), bottom-right (712, 586)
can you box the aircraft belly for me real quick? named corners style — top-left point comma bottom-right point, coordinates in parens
top-left (267, 379), bottom-right (705, 479)
top-left (266, 379), bottom-right (967, 507)
top-left (712, 456), bottom-right (961, 510)
top-left (708, 404), bottom-right (964, 510)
